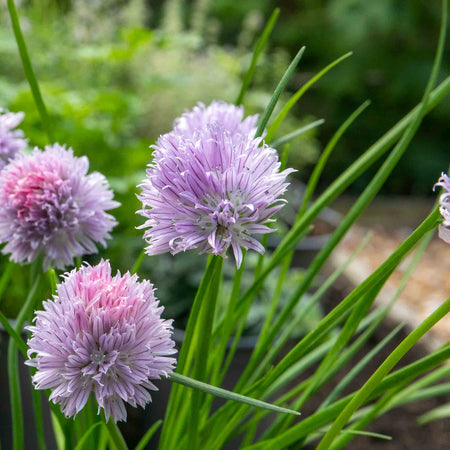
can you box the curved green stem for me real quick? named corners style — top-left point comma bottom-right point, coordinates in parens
top-left (236, 9), bottom-right (280, 105)
top-left (105, 419), bottom-right (128, 450)
top-left (8, 274), bottom-right (41, 450)
top-left (7, 0), bottom-right (52, 141)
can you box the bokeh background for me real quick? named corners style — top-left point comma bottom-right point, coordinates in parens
top-left (2, 0), bottom-right (449, 193)
top-left (0, 0), bottom-right (448, 325)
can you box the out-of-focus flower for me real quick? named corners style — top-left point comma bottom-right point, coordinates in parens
top-left (434, 172), bottom-right (450, 243)
top-left (0, 108), bottom-right (27, 170)
top-left (0, 144), bottom-right (119, 269)
top-left (26, 260), bottom-right (177, 422)
top-left (138, 102), bottom-right (294, 267)
top-left (172, 101), bottom-right (258, 142)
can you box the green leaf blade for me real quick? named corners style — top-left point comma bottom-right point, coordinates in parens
top-left (170, 373), bottom-right (300, 416)
top-left (236, 9), bottom-right (280, 105)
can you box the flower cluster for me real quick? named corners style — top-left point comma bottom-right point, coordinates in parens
top-left (172, 101), bottom-right (258, 141)
top-left (0, 144), bottom-right (119, 269)
top-left (138, 101), bottom-right (293, 267)
top-left (26, 260), bottom-right (177, 422)
top-left (0, 108), bottom-right (27, 170)
top-left (435, 172), bottom-right (450, 243)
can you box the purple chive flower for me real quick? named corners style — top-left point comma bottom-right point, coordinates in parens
top-left (0, 144), bottom-right (119, 269)
top-left (138, 102), bottom-right (294, 267)
top-left (434, 172), bottom-right (450, 243)
top-left (26, 260), bottom-right (177, 422)
top-left (172, 101), bottom-right (259, 142)
top-left (0, 108), bottom-right (27, 169)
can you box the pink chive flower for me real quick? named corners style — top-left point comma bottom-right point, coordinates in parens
top-left (26, 260), bottom-right (177, 422)
top-left (138, 102), bottom-right (294, 268)
top-left (0, 144), bottom-right (119, 269)
top-left (0, 108), bottom-right (27, 169)
top-left (434, 172), bottom-right (450, 243)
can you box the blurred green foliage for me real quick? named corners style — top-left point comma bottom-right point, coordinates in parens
top-left (202, 0), bottom-right (450, 194)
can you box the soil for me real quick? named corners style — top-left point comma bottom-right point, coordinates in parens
top-left (308, 217), bottom-right (337, 237)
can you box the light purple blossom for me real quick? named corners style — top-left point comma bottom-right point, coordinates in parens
top-left (172, 101), bottom-right (259, 141)
top-left (138, 102), bottom-right (294, 267)
top-left (434, 172), bottom-right (450, 243)
top-left (0, 108), bottom-right (27, 170)
top-left (0, 144), bottom-right (119, 269)
top-left (26, 260), bottom-right (177, 422)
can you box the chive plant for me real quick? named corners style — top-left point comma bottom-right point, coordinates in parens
top-left (1, 0), bottom-right (450, 449)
